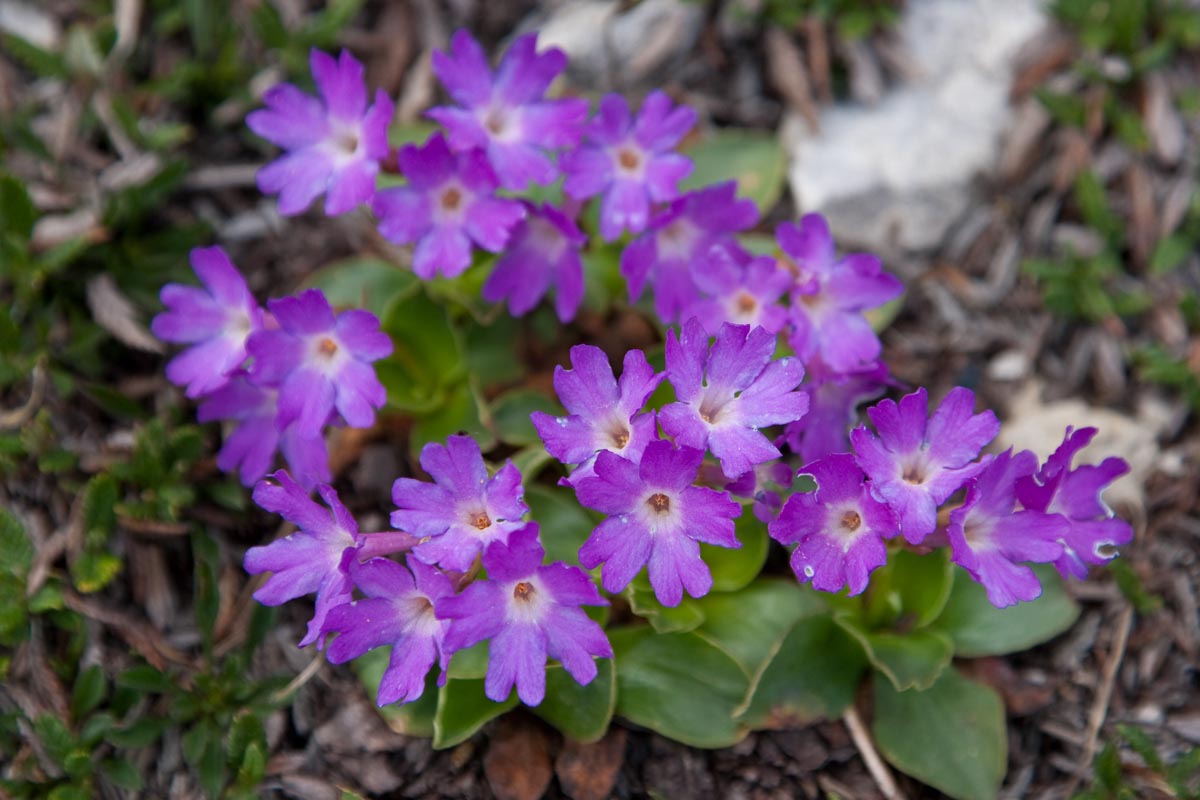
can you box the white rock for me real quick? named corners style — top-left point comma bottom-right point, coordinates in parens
top-left (0, 0), bottom-right (60, 50)
top-left (784, 0), bottom-right (1049, 256)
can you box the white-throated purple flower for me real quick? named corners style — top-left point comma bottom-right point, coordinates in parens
top-left (620, 182), bottom-right (760, 322)
top-left (851, 387), bottom-right (999, 545)
top-left (482, 203), bottom-right (586, 322)
top-left (324, 557), bottom-right (453, 705)
top-left (1015, 427), bottom-right (1134, 580)
top-left (197, 374), bottom-right (330, 490)
top-left (575, 439), bottom-right (742, 606)
top-left (531, 344), bottom-right (663, 488)
top-left (372, 133), bottom-right (526, 279)
top-left (683, 243), bottom-right (791, 336)
top-left (152, 246), bottom-right (263, 398)
top-left (247, 49), bottom-right (394, 216)
top-left (659, 319), bottom-right (808, 479)
top-left (780, 214), bottom-right (903, 373)
top-left (244, 471), bottom-right (359, 648)
top-left (561, 91), bottom-right (696, 241)
top-left (436, 524), bottom-right (612, 706)
top-left (769, 454), bottom-right (897, 595)
top-left (947, 448), bottom-right (1067, 608)
top-left (429, 30), bottom-right (589, 191)
top-left (246, 288), bottom-right (391, 436)
top-left (782, 360), bottom-right (891, 463)
top-left (391, 435), bottom-right (528, 572)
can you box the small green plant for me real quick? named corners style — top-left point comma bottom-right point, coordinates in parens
top-left (1075, 723), bottom-right (1200, 800)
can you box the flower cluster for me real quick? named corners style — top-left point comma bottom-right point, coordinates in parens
top-left (153, 248), bottom-right (391, 489)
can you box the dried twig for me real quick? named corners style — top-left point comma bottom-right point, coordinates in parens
top-left (845, 705), bottom-right (906, 800)
top-left (1065, 605), bottom-right (1134, 796)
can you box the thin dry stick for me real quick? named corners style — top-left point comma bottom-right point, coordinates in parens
top-left (845, 705), bottom-right (906, 800)
top-left (1066, 605), bottom-right (1134, 795)
top-left (271, 652), bottom-right (325, 705)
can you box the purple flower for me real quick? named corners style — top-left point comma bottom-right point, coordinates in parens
top-left (561, 91), bottom-right (696, 241)
top-left (324, 557), bottom-right (453, 705)
top-left (152, 246), bottom-right (263, 398)
top-left (851, 387), bottom-right (1000, 545)
top-left (482, 203), bottom-right (586, 322)
top-left (781, 361), bottom-right (891, 463)
top-left (245, 471), bottom-right (359, 648)
top-left (246, 288), bottom-right (392, 435)
top-left (531, 345), bottom-right (663, 488)
top-left (769, 454), bottom-right (897, 595)
top-left (247, 49), bottom-right (393, 216)
top-left (373, 133), bottom-right (526, 280)
top-left (197, 374), bottom-right (331, 489)
top-left (683, 244), bottom-right (791, 335)
top-left (391, 435), bottom-right (528, 572)
top-left (436, 524), bottom-right (612, 706)
top-left (947, 449), bottom-right (1067, 608)
top-left (724, 459), bottom-right (794, 523)
top-left (659, 319), bottom-right (808, 479)
top-left (620, 183), bottom-right (760, 322)
top-left (1015, 427), bottom-right (1134, 580)
top-left (575, 440), bottom-right (742, 606)
top-left (429, 31), bottom-right (589, 191)
top-left (779, 214), bottom-right (903, 373)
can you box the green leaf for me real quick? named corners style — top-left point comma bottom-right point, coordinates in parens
top-left (933, 564), bottom-right (1080, 657)
top-left (836, 615), bottom-right (953, 691)
top-left (611, 627), bottom-right (749, 748)
top-left (695, 578), bottom-right (827, 676)
top-left (533, 659), bottom-right (616, 743)
top-left (106, 715), bottom-right (173, 748)
top-left (0, 507), bottom-right (32, 578)
top-left (100, 757), bottom-right (144, 791)
top-left (1149, 234), bottom-right (1193, 275)
top-left (625, 579), bottom-right (706, 634)
top-left (462, 315), bottom-right (526, 385)
top-left (378, 289), bottom-right (463, 413)
top-left (734, 614), bottom-right (866, 729)
top-left (490, 389), bottom-right (561, 447)
top-left (409, 381), bottom-right (494, 457)
top-left (702, 511), bottom-right (769, 593)
top-left (0, 174), bottom-right (37, 238)
top-left (889, 547), bottom-right (954, 629)
top-left (81, 474), bottom-right (118, 546)
top-left (356, 649), bottom-right (440, 736)
top-left (433, 678), bottom-right (518, 749)
top-left (524, 485), bottom-right (595, 567)
top-left (116, 664), bottom-right (174, 694)
top-left (1073, 170), bottom-right (1122, 246)
top-left (446, 640), bottom-right (490, 680)
top-left (70, 551), bottom-right (123, 594)
top-left (872, 668), bottom-right (1007, 800)
top-left (302, 257), bottom-right (418, 318)
top-left (71, 665), bottom-right (107, 720)
top-left (192, 530), bottom-right (221, 651)
top-left (681, 130), bottom-right (787, 214)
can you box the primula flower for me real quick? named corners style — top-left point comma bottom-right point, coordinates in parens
top-left (152, 246), bottom-right (262, 398)
top-left (780, 214), bottom-right (903, 373)
top-left (575, 440), bottom-right (742, 606)
top-left (247, 49), bottom-right (394, 216)
top-left (659, 319), bottom-right (808, 479)
top-left (197, 374), bottom-right (330, 489)
top-left (324, 557), bottom-right (453, 705)
top-left (429, 30), bottom-right (589, 191)
top-left (769, 454), bottom-right (897, 595)
top-left (531, 345), bottom-right (663, 488)
top-left (1015, 427), bottom-right (1134, 580)
top-left (620, 182), bottom-right (760, 321)
top-left (482, 203), bottom-right (586, 322)
top-left (947, 449), bottom-right (1067, 608)
top-left (436, 524), bottom-right (611, 706)
top-left (723, 459), bottom-right (795, 523)
top-left (372, 133), bottom-right (526, 279)
top-left (247, 288), bottom-right (392, 435)
top-left (244, 471), bottom-right (358, 648)
top-left (851, 387), bottom-right (999, 544)
top-left (561, 91), bottom-right (696, 241)
top-left (782, 361), bottom-right (890, 463)
top-left (683, 244), bottom-right (791, 335)
top-left (391, 435), bottom-right (528, 572)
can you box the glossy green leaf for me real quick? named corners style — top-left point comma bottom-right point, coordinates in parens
top-left (490, 389), bottom-right (562, 446)
top-left (864, 294), bottom-right (905, 334)
top-left (695, 578), bottom-right (827, 676)
top-left (836, 615), bottom-right (952, 691)
top-left (510, 445), bottom-right (557, 484)
top-left (353, 649), bottom-right (439, 737)
top-left (524, 485), bottom-right (595, 567)
top-left (462, 315), bottom-right (525, 385)
top-left (933, 564), bottom-right (1080, 657)
top-left (533, 658), bottom-right (616, 743)
top-left (433, 678), bottom-right (517, 749)
top-left (303, 257), bottom-right (418, 318)
top-left (703, 511), bottom-right (769, 594)
top-left (889, 547), bottom-right (954, 629)
top-left (681, 129), bottom-right (787, 214)
top-left (445, 640), bottom-right (489, 680)
top-left (735, 614), bottom-right (866, 729)
top-left (378, 289), bottom-right (463, 413)
top-left (0, 174), bottom-right (37, 238)
top-left (611, 627), bottom-right (748, 748)
top-left (625, 579), bottom-right (705, 633)
top-left (410, 381), bottom-right (494, 457)
top-left (872, 668), bottom-right (1007, 800)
